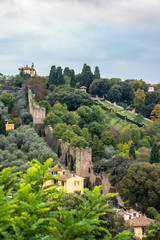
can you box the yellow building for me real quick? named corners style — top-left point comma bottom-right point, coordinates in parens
top-left (5, 120), bottom-right (14, 131)
top-left (129, 217), bottom-right (154, 239)
top-left (44, 167), bottom-right (84, 194)
top-left (18, 63), bottom-right (35, 76)
top-left (79, 86), bottom-right (87, 93)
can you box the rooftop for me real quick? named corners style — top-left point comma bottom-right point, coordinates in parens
top-left (129, 217), bottom-right (154, 227)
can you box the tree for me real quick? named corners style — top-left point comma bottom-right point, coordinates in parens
top-left (81, 63), bottom-right (94, 91)
top-left (118, 162), bottom-right (160, 213)
top-left (120, 82), bottom-right (134, 105)
top-left (0, 114), bottom-right (6, 135)
top-left (88, 121), bottom-right (104, 137)
top-left (129, 143), bottom-right (136, 159)
top-left (134, 88), bottom-right (146, 112)
top-left (39, 100), bottom-right (51, 114)
top-left (121, 124), bottom-right (142, 147)
top-left (150, 104), bottom-right (160, 121)
top-left (0, 93), bottom-right (16, 106)
top-left (146, 221), bottom-right (160, 240)
top-left (70, 70), bottom-right (76, 88)
top-left (125, 79), bottom-right (149, 92)
top-left (27, 76), bottom-right (47, 100)
top-left (94, 66), bottom-right (101, 79)
top-left (107, 85), bottom-right (122, 103)
top-left (89, 78), bottom-right (110, 97)
top-left (70, 135), bottom-right (89, 148)
top-left (150, 143), bottom-right (159, 164)
top-left (109, 78), bottom-right (122, 87)
top-left (92, 135), bottom-right (104, 158)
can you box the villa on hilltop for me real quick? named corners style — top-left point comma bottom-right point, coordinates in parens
top-left (18, 63), bottom-right (35, 77)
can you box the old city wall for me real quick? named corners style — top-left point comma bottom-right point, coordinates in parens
top-left (45, 125), bottom-right (92, 178)
top-left (28, 88), bottom-right (46, 124)
top-left (28, 90), bottom-right (120, 200)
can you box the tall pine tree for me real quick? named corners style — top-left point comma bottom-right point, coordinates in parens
top-left (150, 143), bottom-right (159, 164)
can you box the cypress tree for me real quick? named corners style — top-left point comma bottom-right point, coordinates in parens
top-left (65, 153), bottom-right (68, 166)
top-left (94, 66), bottom-right (100, 79)
top-left (129, 143), bottom-right (136, 159)
top-left (150, 143), bottom-right (159, 164)
top-left (0, 114), bottom-right (6, 135)
top-left (81, 64), bottom-right (94, 92)
top-left (70, 70), bottom-right (76, 88)
top-left (58, 145), bottom-right (61, 158)
top-left (48, 65), bottom-right (57, 87)
top-left (70, 155), bottom-right (74, 171)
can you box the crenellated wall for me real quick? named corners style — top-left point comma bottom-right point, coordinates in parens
top-left (45, 125), bottom-right (92, 178)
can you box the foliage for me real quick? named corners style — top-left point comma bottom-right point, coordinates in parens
top-left (39, 100), bottom-right (51, 114)
top-left (89, 78), bottom-right (110, 97)
top-left (0, 126), bottom-right (58, 173)
top-left (118, 162), bottom-right (160, 213)
top-left (93, 155), bottom-right (138, 186)
top-left (146, 221), bottom-right (160, 240)
top-left (94, 66), bottom-right (101, 79)
top-left (0, 160), bottom-right (133, 240)
top-left (70, 135), bottom-right (89, 148)
top-left (80, 63), bottom-right (94, 91)
top-left (129, 143), bottom-right (136, 159)
top-left (47, 89), bottom-right (93, 111)
top-left (48, 65), bottom-right (65, 86)
top-left (0, 93), bottom-right (16, 106)
top-left (150, 143), bottom-right (159, 164)
top-left (107, 85), bottom-right (122, 103)
top-left (91, 135), bottom-right (105, 158)
top-left (103, 145), bottom-right (119, 159)
top-left (134, 88), bottom-right (146, 112)
top-left (0, 113), bottom-right (6, 135)
top-left (118, 141), bottom-right (133, 157)
top-left (150, 104), bottom-right (160, 121)
top-left (120, 124), bottom-right (142, 147)
top-left (26, 76), bottom-right (47, 100)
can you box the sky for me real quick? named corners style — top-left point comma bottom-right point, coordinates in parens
top-left (0, 0), bottom-right (160, 84)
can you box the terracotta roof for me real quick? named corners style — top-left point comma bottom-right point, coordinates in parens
top-left (80, 86), bottom-right (87, 89)
top-left (57, 173), bottom-right (73, 182)
top-left (49, 167), bottom-right (64, 172)
top-left (129, 217), bottom-right (154, 227)
top-left (148, 84), bottom-right (156, 87)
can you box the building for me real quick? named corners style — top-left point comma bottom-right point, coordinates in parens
top-left (18, 63), bottom-right (35, 77)
top-left (148, 84), bottom-right (155, 92)
top-left (43, 167), bottom-right (84, 194)
top-left (117, 209), bottom-right (142, 221)
top-left (129, 217), bottom-right (154, 239)
top-left (5, 120), bottom-right (14, 130)
top-left (79, 86), bottom-right (87, 93)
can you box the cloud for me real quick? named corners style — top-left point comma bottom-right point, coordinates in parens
top-left (0, 0), bottom-right (160, 83)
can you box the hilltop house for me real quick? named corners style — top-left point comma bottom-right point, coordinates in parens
top-left (129, 216), bottom-right (154, 239)
top-left (117, 209), bottom-right (142, 221)
top-left (18, 63), bottom-right (35, 77)
top-left (43, 167), bottom-right (84, 194)
top-left (79, 86), bottom-right (87, 93)
top-left (148, 84), bottom-right (155, 92)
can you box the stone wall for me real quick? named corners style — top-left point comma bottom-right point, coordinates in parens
top-left (45, 125), bottom-right (92, 178)
top-left (28, 88), bottom-right (46, 124)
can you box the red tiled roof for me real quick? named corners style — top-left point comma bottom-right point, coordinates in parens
top-left (80, 86), bottom-right (87, 89)
top-left (129, 217), bottom-right (154, 227)
top-left (57, 173), bottom-right (73, 182)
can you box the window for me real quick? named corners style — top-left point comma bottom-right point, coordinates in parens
top-left (142, 227), bottom-right (147, 236)
top-left (61, 181), bottom-right (64, 186)
top-left (74, 181), bottom-right (76, 186)
top-left (77, 181), bottom-right (80, 185)
top-left (54, 179), bottom-right (58, 184)
top-left (54, 171), bottom-right (58, 175)
top-left (133, 213), bottom-right (136, 217)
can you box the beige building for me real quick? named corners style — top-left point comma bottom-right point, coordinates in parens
top-left (18, 63), bottom-right (35, 77)
top-left (5, 120), bottom-right (14, 131)
top-left (79, 86), bottom-right (87, 93)
top-left (44, 167), bottom-right (84, 194)
top-left (129, 217), bottom-right (154, 239)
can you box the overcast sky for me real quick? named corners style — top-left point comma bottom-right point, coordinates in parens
top-left (0, 0), bottom-right (160, 83)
